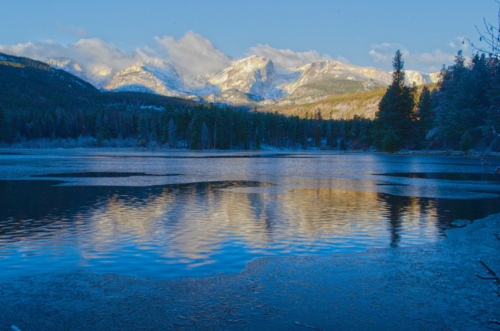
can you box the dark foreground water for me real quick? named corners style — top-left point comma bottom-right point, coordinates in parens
top-left (1, 150), bottom-right (499, 279)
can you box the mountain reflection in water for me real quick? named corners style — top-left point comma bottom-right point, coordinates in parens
top-left (1, 178), bottom-right (499, 279)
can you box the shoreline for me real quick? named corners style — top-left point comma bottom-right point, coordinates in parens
top-left (1, 213), bottom-right (499, 330)
top-left (1, 146), bottom-right (499, 158)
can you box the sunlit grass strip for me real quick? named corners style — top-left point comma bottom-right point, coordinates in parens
top-left (0, 61), bottom-right (25, 68)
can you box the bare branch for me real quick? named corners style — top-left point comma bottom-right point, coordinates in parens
top-left (476, 274), bottom-right (497, 280)
top-left (477, 259), bottom-right (500, 296)
top-left (493, 233), bottom-right (500, 242)
top-left (469, 2), bottom-right (500, 57)
top-left (480, 260), bottom-right (498, 277)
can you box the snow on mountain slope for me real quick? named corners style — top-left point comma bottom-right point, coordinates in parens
top-left (283, 60), bottom-right (393, 95)
top-left (47, 54), bottom-right (440, 107)
top-left (263, 60), bottom-right (390, 106)
top-left (47, 59), bottom-right (87, 82)
top-left (208, 55), bottom-right (296, 101)
top-left (405, 70), bottom-right (440, 85)
top-left (104, 61), bottom-right (185, 97)
top-left (47, 58), bottom-right (114, 89)
top-left (203, 89), bottom-right (258, 105)
top-left (104, 60), bottom-right (219, 98)
top-left (108, 84), bottom-right (158, 95)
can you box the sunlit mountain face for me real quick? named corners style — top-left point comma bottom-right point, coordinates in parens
top-left (46, 55), bottom-right (439, 107)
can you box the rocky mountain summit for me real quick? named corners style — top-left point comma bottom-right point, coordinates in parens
top-left (47, 55), bottom-right (440, 108)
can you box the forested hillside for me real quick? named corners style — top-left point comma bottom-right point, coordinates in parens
top-left (0, 52), bottom-right (373, 150)
top-left (0, 51), bottom-right (499, 153)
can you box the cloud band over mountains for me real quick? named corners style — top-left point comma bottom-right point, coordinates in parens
top-left (246, 44), bottom-right (330, 69)
top-left (155, 32), bottom-right (232, 77)
top-left (0, 32), bottom-right (460, 77)
top-left (0, 39), bottom-right (157, 75)
top-left (368, 41), bottom-right (468, 73)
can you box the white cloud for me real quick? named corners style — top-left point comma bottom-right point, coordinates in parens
top-left (0, 38), bottom-right (158, 74)
top-left (414, 49), bottom-right (455, 65)
top-left (457, 36), bottom-right (469, 51)
top-left (449, 37), bottom-right (470, 51)
top-left (155, 32), bottom-right (231, 77)
top-left (335, 55), bottom-right (351, 64)
top-left (72, 39), bottom-right (157, 71)
top-left (56, 23), bottom-right (87, 38)
top-left (246, 44), bottom-right (331, 69)
top-left (0, 32), bottom-right (350, 79)
top-left (369, 49), bottom-right (391, 63)
top-left (0, 33), bottom-right (231, 78)
top-left (368, 42), bottom-right (458, 72)
top-left (369, 43), bottom-right (408, 63)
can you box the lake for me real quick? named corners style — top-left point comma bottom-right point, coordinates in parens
top-left (1, 150), bottom-right (499, 279)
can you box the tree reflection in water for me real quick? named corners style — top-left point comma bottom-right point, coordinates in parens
top-left (1, 179), bottom-right (500, 278)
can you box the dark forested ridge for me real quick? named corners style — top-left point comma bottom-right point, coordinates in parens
top-left (0, 52), bottom-right (201, 113)
top-left (0, 52), bottom-right (374, 150)
top-left (0, 51), bottom-right (499, 152)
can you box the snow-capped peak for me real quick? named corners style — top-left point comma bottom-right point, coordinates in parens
top-left (206, 55), bottom-right (287, 100)
top-left (47, 58), bottom-right (114, 89)
top-left (47, 53), bottom-right (440, 107)
top-left (47, 58), bottom-right (83, 73)
top-left (103, 60), bottom-right (220, 98)
top-left (404, 70), bottom-right (440, 85)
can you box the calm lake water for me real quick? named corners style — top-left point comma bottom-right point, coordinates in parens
top-left (1, 150), bottom-right (500, 279)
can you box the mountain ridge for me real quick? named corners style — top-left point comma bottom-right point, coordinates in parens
top-left (43, 54), bottom-right (440, 108)
top-left (259, 83), bottom-right (438, 120)
top-left (0, 52), bottom-right (202, 115)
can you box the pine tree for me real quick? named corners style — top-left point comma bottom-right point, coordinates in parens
top-left (201, 121), bottom-right (210, 149)
top-left (0, 106), bottom-right (10, 143)
top-left (374, 50), bottom-right (415, 151)
top-left (459, 130), bottom-right (473, 152)
top-left (168, 118), bottom-right (177, 148)
top-left (188, 111), bottom-right (202, 149)
top-left (137, 116), bottom-right (149, 147)
top-left (434, 52), bottom-right (491, 149)
top-left (415, 86), bottom-right (434, 148)
top-left (484, 58), bottom-right (500, 152)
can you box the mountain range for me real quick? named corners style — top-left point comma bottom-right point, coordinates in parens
top-left (0, 52), bottom-right (198, 115)
top-left (46, 55), bottom-right (440, 108)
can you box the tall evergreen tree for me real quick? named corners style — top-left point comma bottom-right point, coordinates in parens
top-left (0, 106), bottom-right (10, 143)
top-left (415, 86), bottom-right (434, 147)
top-left (188, 110), bottom-right (203, 149)
top-left (485, 57), bottom-right (500, 152)
top-left (434, 52), bottom-right (491, 149)
top-left (168, 118), bottom-right (177, 148)
top-left (201, 121), bottom-right (210, 149)
top-left (374, 50), bottom-right (415, 150)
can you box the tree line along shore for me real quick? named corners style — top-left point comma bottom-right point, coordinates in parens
top-left (0, 50), bottom-right (499, 154)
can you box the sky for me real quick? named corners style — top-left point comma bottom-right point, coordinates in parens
top-left (0, 0), bottom-right (497, 75)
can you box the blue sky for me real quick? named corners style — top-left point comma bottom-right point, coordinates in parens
top-left (0, 0), bottom-right (496, 73)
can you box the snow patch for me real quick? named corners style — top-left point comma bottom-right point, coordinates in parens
top-left (45, 54), bottom-right (440, 106)
top-left (107, 84), bottom-right (158, 95)
top-left (140, 105), bottom-right (165, 111)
